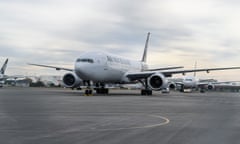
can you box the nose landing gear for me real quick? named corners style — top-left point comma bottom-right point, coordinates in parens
top-left (84, 80), bottom-right (93, 96)
top-left (95, 83), bottom-right (109, 94)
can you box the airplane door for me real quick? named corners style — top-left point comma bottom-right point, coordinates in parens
top-left (101, 57), bottom-right (108, 70)
top-left (96, 54), bottom-right (108, 71)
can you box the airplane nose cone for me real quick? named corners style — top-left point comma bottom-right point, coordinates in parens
top-left (75, 62), bottom-right (85, 73)
top-left (74, 62), bottom-right (92, 80)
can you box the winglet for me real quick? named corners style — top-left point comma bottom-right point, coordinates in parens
top-left (0, 58), bottom-right (8, 74)
top-left (141, 32), bottom-right (150, 63)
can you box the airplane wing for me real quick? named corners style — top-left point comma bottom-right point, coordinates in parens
top-left (28, 63), bottom-right (73, 72)
top-left (126, 66), bottom-right (240, 80)
top-left (126, 71), bottom-right (156, 81)
top-left (206, 81), bottom-right (240, 84)
top-left (144, 66), bottom-right (184, 71)
top-left (198, 81), bottom-right (240, 86)
top-left (162, 67), bottom-right (240, 77)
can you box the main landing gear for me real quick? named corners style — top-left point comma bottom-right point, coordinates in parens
top-left (141, 89), bottom-right (152, 95)
top-left (95, 83), bottom-right (109, 94)
top-left (96, 88), bottom-right (109, 94)
top-left (84, 89), bottom-right (93, 96)
top-left (140, 79), bottom-right (152, 95)
top-left (83, 81), bottom-right (110, 95)
top-left (200, 88), bottom-right (205, 93)
top-left (179, 85), bottom-right (184, 92)
top-left (83, 81), bottom-right (109, 96)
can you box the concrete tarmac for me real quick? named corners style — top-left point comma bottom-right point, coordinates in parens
top-left (0, 87), bottom-right (240, 144)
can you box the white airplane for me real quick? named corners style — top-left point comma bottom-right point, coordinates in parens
top-left (0, 58), bottom-right (9, 87)
top-left (168, 75), bottom-right (240, 93)
top-left (169, 75), bottom-right (202, 92)
top-left (169, 62), bottom-right (239, 93)
top-left (206, 81), bottom-right (240, 92)
top-left (29, 33), bottom-right (240, 95)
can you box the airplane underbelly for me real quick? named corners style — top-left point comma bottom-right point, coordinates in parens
top-left (184, 83), bottom-right (196, 88)
top-left (93, 68), bottom-right (123, 82)
top-left (76, 66), bottom-right (123, 82)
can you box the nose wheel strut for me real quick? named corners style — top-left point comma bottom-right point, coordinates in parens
top-left (84, 80), bottom-right (93, 96)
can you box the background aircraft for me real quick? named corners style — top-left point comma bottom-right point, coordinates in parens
top-left (206, 81), bottom-right (240, 92)
top-left (168, 76), bottom-right (210, 92)
top-left (0, 58), bottom-right (8, 87)
top-left (167, 62), bottom-right (240, 93)
top-left (29, 33), bottom-right (240, 95)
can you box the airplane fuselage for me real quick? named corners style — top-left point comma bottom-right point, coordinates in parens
top-left (74, 52), bottom-right (147, 83)
top-left (181, 76), bottom-right (199, 88)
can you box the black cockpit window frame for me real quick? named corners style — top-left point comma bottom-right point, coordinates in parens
top-left (76, 58), bottom-right (94, 63)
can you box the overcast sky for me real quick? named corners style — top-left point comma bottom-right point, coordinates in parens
top-left (1, 0), bottom-right (240, 80)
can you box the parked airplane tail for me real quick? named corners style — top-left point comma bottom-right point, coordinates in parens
top-left (194, 61), bottom-right (197, 77)
top-left (0, 58), bottom-right (8, 74)
top-left (141, 32), bottom-right (150, 63)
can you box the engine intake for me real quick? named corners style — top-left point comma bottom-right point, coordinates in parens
top-left (168, 82), bottom-right (176, 90)
top-left (63, 73), bottom-right (82, 88)
top-left (148, 73), bottom-right (167, 90)
top-left (207, 84), bottom-right (214, 90)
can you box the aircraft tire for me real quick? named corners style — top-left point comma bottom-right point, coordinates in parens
top-left (96, 88), bottom-right (109, 94)
top-left (141, 89), bottom-right (152, 95)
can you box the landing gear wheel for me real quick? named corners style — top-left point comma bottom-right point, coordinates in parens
top-left (84, 89), bottom-right (93, 96)
top-left (180, 85), bottom-right (184, 92)
top-left (141, 89), bottom-right (152, 95)
top-left (200, 89), bottom-right (205, 93)
top-left (96, 88), bottom-right (109, 94)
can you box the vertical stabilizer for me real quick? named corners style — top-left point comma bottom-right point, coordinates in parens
top-left (0, 59), bottom-right (8, 74)
top-left (141, 32), bottom-right (150, 63)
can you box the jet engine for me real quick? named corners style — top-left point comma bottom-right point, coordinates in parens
top-left (63, 73), bottom-right (82, 88)
top-left (168, 82), bottom-right (176, 90)
top-left (207, 84), bottom-right (215, 90)
top-left (148, 73), bottom-right (168, 90)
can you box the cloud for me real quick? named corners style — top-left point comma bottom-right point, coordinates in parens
top-left (0, 0), bottom-right (240, 80)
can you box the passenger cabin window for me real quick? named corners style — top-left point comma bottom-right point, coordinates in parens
top-left (76, 58), bottom-right (94, 63)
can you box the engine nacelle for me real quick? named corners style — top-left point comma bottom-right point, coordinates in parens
top-left (148, 73), bottom-right (168, 91)
top-left (63, 73), bottom-right (82, 88)
top-left (168, 82), bottom-right (176, 90)
top-left (207, 84), bottom-right (215, 90)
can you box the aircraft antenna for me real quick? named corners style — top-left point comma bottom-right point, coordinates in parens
top-left (194, 61), bottom-right (197, 77)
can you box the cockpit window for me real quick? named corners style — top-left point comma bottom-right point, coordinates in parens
top-left (76, 58), bottom-right (94, 63)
